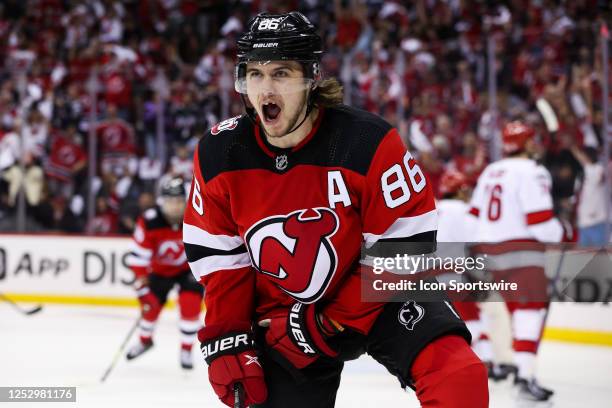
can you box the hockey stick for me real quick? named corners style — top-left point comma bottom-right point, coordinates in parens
top-left (234, 382), bottom-right (245, 408)
top-left (100, 316), bottom-right (141, 383)
top-left (0, 293), bottom-right (43, 315)
top-left (537, 245), bottom-right (568, 350)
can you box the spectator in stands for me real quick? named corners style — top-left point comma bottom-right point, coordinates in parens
top-left (169, 90), bottom-right (200, 146)
top-left (334, 0), bottom-right (366, 52)
top-left (33, 194), bottom-right (82, 233)
top-left (2, 109), bottom-right (47, 208)
top-left (137, 155), bottom-right (163, 193)
top-left (168, 144), bottom-right (193, 183)
top-left (451, 131), bottom-right (487, 186)
top-left (86, 195), bottom-right (119, 235)
top-left (119, 190), bottom-right (155, 234)
top-left (96, 103), bottom-right (138, 180)
top-left (44, 123), bottom-right (87, 199)
top-left (100, 56), bottom-right (133, 120)
top-left (570, 145), bottom-right (608, 246)
top-left (0, 123), bottom-right (19, 210)
top-left (0, 0), bottom-right (608, 236)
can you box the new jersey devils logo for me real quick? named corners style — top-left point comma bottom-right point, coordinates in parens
top-left (58, 146), bottom-right (76, 165)
top-left (398, 300), bottom-right (425, 331)
top-left (158, 240), bottom-right (187, 266)
top-left (103, 126), bottom-right (121, 147)
top-left (245, 208), bottom-right (339, 303)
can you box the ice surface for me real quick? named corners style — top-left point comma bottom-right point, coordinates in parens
top-left (1, 304), bottom-right (611, 407)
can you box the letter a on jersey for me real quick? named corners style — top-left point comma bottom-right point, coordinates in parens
top-left (245, 208), bottom-right (339, 303)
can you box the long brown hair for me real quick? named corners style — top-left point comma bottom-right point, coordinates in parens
top-left (313, 78), bottom-right (344, 107)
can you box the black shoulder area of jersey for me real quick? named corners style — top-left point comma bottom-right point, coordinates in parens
top-left (142, 206), bottom-right (169, 230)
top-left (310, 105), bottom-right (392, 174)
top-left (198, 115), bottom-right (258, 182)
top-left (197, 106), bottom-right (393, 182)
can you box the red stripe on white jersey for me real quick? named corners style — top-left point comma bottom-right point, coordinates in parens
top-left (526, 209), bottom-right (554, 225)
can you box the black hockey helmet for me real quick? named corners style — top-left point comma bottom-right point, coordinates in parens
top-left (160, 176), bottom-right (186, 198)
top-left (234, 11), bottom-right (323, 94)
top-left (158, 176), bottom-right (186, 224)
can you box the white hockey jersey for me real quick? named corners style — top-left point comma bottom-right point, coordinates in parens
top-left (469, 158), bottom-right (563, 243)
top-left (436, 199), bottom-right (476, 242)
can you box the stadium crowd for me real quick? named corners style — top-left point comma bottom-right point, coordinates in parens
top-left (0, 0), bottom-right (610, 244)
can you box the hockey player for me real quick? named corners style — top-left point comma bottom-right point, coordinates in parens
top-left (469, 121), bottom-right (564, 401)
top-left (436, 169), bottom-right (474, 242)
top-left (435, 171), bottom-right (479, 345)
top-left (436, 169), bottom-right (517, 381)
top-left (183, 12), bottom-right (488, 408)
top-left (125, 176), bottom-right (203, 369)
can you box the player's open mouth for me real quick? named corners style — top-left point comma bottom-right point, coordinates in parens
top-left (262, 102), bottom-right (281, 124)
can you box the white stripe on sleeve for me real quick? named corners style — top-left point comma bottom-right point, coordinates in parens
top-left (363, 209), bottom-right (438, 248)
top-left (188, 253), bottom-right (252, 279)
top-left (129, 242), bottom-right (153, 258)
top-left (125, 254), bottom-right (150, 267)
top-left (183, 223), bottom-right (244, 251)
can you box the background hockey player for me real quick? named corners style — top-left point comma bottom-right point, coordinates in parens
top-left (125, 176), bottom-right (203, 369)
top-left (436, 169), bottom-right (516, 381)
top-left (183, 12), bottom-right (488, 408)
top-left (436, 169), bottom-right (474, 243)
top-left (468, 121), bottom-right (566, 401)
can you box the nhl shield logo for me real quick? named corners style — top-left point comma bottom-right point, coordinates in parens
top-left (275, 154), bottom-right (288, 171)
top-left (398, 301), bottom-right (425, 330)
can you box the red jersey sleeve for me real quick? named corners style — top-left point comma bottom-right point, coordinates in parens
top-left (323, 129), bottom-right (438, 334)
top-left (183, 140), bottom-right (255, 335)
top-left (126, 216), bottom-right (154, 279)
top-left (360, 128), bottom-right (438, 247)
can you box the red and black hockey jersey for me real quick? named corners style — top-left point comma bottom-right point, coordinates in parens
top-left (127, 207), bottom-right (189, 278)
top-left (44, 133), bottom-right (87, 182)
top-left (95, 119), bottom-right (136, 159)
top-left (183, 105), bottom-right (437, 335)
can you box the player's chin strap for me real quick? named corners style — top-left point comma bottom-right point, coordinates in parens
top-left (241, 85), bottom-right (317, 138)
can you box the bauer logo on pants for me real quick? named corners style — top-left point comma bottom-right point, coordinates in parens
top-left (398, 300), bottom-right (425, 331)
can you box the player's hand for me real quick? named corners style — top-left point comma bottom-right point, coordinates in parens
top-left (257, 302), bottom-right (342, 369)
top-left (560, 219), bottom-right (576, 243)
top-left (199, 325), bottom-right (267, 407)
top-left (133, 277), bottom-right (159, 314)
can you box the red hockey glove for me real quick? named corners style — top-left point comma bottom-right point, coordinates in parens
top-left (199, 326), bottom-right (267, 407)
top-left (134, 278), bottom-right (160, 316)
top-left (258, 302), bottom-right (342, 369)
